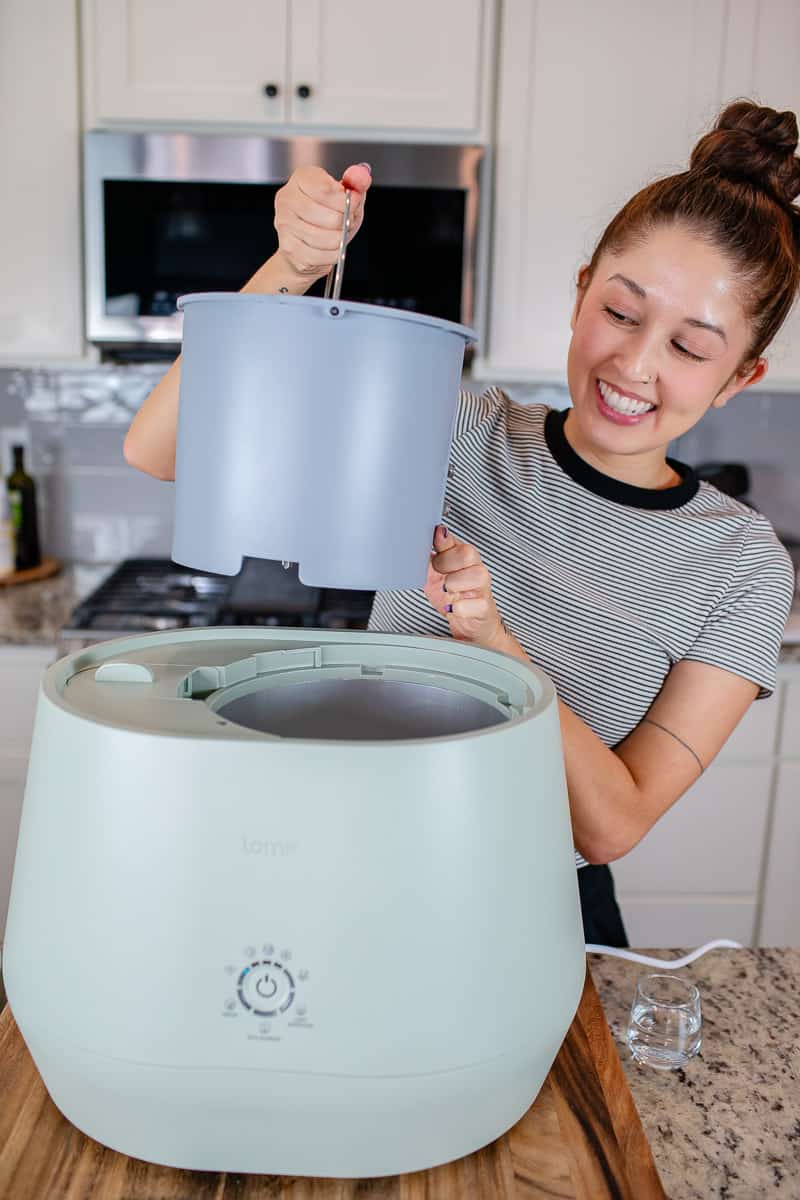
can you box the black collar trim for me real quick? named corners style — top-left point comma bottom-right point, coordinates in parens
top-left (543, 408), bottom-right (699, 510)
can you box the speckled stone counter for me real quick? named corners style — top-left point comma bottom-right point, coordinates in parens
top-left (589, 948), bottom-right (800, 1199)
top-left (0, 563), bottom-right (114, 645)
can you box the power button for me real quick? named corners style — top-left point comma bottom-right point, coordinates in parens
top-left (237, 960), bottom-right (294, 1016)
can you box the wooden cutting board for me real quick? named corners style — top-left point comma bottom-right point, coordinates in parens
top-left (0, 965), bottom-right (666, 1198)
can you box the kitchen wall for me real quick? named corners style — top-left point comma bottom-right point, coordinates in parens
top-left (2, 363), bottom-right (800, 566)
top-left (0, 364), bottom-right (171, 564)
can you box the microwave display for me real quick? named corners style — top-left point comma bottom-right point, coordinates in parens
top-left (103, 179), bottom-right (465, 322)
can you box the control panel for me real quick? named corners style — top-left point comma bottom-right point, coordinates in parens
top-left (222, 943), bottom-right (312, 1040)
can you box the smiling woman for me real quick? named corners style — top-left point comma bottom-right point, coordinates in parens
top-left (125, 102), bottom-right (800, 948)
top-left (367, 98), bottom-right (799, 946)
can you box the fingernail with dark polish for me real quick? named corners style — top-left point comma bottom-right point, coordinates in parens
top-left (441, 526), bottom-right (448, 539)
top-left (445, 604), bottom-right (453, 614)
top-left (443, 581), bottom-right (447, 592)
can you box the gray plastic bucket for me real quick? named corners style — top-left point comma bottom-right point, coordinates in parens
top-left (172, 292), bottom-right (476, 589)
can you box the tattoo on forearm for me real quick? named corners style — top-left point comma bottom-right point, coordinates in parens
top-left (642, 718), bottom-right (705, 774)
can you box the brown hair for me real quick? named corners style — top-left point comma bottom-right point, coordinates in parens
top-left (581, 99), bottom-right (800, 380)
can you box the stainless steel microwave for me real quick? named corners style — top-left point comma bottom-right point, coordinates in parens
top-left (83, 130), bottom-right (489, 357)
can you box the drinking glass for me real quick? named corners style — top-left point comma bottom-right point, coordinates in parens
top-left (626, 972), bottom-right (702, 1070)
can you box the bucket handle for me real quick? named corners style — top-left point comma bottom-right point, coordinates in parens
top-left (281, 187), bottom-right (350, 571)
top-left (323, 187), bottom-right (352, 303)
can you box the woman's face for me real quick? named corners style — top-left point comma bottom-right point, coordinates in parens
top-left (566, 222), bottom-right (767, 475)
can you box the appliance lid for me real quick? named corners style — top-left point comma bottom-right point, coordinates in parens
top-left (52, 628), bottom-right (547, 741)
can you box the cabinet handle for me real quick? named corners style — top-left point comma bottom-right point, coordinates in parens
top-left (263, 83), bottom-right (280, 98)
top-left (296, 84), bottom-right (312, 99)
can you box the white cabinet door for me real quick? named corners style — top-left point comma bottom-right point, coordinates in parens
top-left (616, 898), bottom-right (757, 950)
top-left (613, 695), bottom-right (779, 887)
top-left (758, 762), bottom-right (800, 946)
top-left (0, 1), bottom-right (83, 362)
top-left (0, 646), bottom-right (55, 945)
top-left (83, 0), bottom-right (491, 135)
top-left (779, 680), bottom-right (800, 759)
top-left (83, 0), bottom-right (290, 125)
top-left (612, 763), bottom-right (773, 897)
top-left (289, 0), bottom-right (488, 132)
top-left (0, 755), bottom-right (28, 944)
top-left (0, 646), bottom-right (55, 754)
top-left (759, 675), bottom-right (800, 945)
top-left (479, 0), bottom-right (729, 381)
top-left (611, 692), bottom-right (781, 948)
top-left (717, 689), bottom-right (782, 761)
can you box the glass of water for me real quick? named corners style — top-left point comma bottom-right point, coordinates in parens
top-left (626, 972), bottom-right (702, 1070)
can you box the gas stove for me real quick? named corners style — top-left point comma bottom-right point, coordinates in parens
top-left (59, 557), bottom-right (375, 649)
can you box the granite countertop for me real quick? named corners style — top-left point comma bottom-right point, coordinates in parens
top-left (589, 948), bottom-right (800, 1198)
top-left (0, 563), bottom-right (111, 646)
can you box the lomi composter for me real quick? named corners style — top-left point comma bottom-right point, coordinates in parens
top-left (171, 192), bottom-right (476, 589)
top-left (2, 627), bottom-right (586, 1178)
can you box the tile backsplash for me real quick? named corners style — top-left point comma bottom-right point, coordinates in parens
top-left (1, 364), bottom-right (172, 563)
top-left (1, 364), bottom-right (799, 566)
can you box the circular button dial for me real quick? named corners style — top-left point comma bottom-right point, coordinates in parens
top-left (238, 959), bottom-right (295, 1017)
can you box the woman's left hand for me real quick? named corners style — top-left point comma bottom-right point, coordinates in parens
top-left (424, 524), bottom-right (506, 650)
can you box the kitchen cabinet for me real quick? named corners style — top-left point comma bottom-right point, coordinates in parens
top-left (613, 666), bottom-right (800, 948)
top-left (614, 686), bottom-right (782, 945)
top-left (0, 645), bottom-right (57, 944)
top-left (758, 674), bottom-right (800, 945)
top-left (758, 761), bottom-right (800, 946)
top-left (0, 1), bottom-right (83, 363)
top-left (478, 0), bottom-right (800, 387)
top-left (81, 0), bottom-right (495, 139)
top-left (612, 692), bottom-right (781, 948)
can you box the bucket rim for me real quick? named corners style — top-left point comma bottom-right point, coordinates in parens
top-left (176, 291), bottom-right (477, 343)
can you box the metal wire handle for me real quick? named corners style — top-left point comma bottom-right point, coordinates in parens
top-left (282, 187), bottom-right (352, 571)
top-left (323, 187), bottom-right (352, 302)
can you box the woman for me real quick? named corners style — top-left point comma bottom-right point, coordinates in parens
top-left (124, 100), bottom-right (797, 946)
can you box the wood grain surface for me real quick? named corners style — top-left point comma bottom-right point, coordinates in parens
top-left (0, 557), bottom-right (61, 586)
top-left (0, 965), bottom-right (666, 1199)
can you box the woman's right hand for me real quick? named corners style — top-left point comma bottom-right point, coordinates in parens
top-left (273, 163), bottom-right (372, 284)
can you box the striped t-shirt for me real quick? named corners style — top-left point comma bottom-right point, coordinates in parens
top-left (366, 389), bottom-right (796, 868)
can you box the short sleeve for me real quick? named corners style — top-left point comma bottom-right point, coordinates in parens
top-left (453, 387), bottom-right (507, 441)
top-left (681, 513), bottom-right (795, 699)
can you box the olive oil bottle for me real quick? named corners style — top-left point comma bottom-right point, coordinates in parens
top-left (0, 486), bottom-right (14, 578)
top-left (6, 444), bottom-right (42, 571)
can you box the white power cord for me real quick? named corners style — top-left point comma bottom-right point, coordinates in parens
top-left (584, 938), bottom-right (743, 968)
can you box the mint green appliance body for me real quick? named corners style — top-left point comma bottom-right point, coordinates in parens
top-left (3, 627), bottom-right (586, 1178)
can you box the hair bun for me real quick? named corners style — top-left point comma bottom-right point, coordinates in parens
top-left (690, 98), bottom-right (800, 210)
